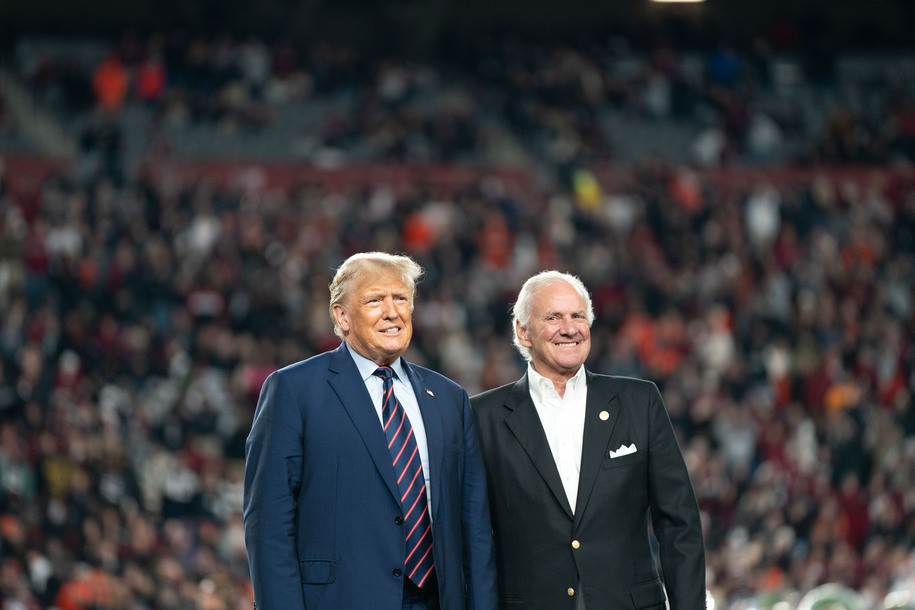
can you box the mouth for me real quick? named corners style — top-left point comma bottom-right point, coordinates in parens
top-left (380, 327), bottom-right (401, 334)
top-left (554, 341), bottom-right (580, 347)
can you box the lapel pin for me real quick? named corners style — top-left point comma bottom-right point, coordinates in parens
top-left (425, 389), bottom-right (435, 397)
top-left (599, 410), bottom-right (610, 421)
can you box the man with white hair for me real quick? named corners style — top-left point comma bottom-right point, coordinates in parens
top-left (471, 270), bottom-right (706, 609)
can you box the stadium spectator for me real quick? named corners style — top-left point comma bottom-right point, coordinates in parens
top-left (0, 29), bottom-right (914, 610)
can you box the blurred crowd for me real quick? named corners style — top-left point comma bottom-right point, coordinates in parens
top-left (11, 30), bottom-right (915, 168)
top-left (0, 31), bottom-right (914, 610)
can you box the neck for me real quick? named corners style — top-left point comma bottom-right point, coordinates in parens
top-left (531, 365), bottom-right (578, 399)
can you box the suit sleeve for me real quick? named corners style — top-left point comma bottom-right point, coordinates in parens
top-left (459, 389), bottom-right (499, 609)
top-left (645, 382), bottom-right (706, 610)
top-left (243, 371), bottom-right (307, 609)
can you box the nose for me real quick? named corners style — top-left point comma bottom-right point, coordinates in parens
top-left (559, 315), bottom-right (578, 335)
top-left (380, 297), bottom-right (398, 318)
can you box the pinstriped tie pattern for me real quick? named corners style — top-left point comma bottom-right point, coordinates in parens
top-left (373, 366), bottom-right (435, 588)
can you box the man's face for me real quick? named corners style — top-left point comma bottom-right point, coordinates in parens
top-left (333, 266), bottom-right (413, 366)
top-left (517, 280), bottom-right (591, 384)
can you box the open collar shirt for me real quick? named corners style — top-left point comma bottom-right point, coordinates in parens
top-left (527, 363), bottom-right (588, 513)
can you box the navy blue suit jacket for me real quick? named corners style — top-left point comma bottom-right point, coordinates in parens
top-left (244, 342), bottom-right (498, 609)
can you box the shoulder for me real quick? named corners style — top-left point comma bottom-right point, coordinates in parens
top-left (587, 372), bottom-right (663, 405)
top-left (470, 381), bottom-right (517, 410)
top-left (269, 350), bottom-right (335, 382)
top-left (590, 372), bottom-right (657, 393)
top-left (405, 361), bottom-right (464, 395)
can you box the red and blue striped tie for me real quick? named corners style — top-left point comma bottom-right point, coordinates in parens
top-left (374, 366), bottom-right (435, 588)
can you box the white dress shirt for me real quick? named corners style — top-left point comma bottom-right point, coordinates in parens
top-left (528, 364), bottom-right (588, 513)
top-left (347, 344), bottom-right (432, 508)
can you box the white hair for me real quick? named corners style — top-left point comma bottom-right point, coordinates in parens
top-left (511, 270), bottom-right (594, 361)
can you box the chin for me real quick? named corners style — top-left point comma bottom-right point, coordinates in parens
top-left (557, 358), bottom-right (586, 370)
top-left (383, 345), bottom-right (408, 357)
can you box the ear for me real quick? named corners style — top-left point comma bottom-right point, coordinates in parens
top-left (332, 303), bottom-right (350, 334)
top-left (516, 319), bottom-right (533, 348)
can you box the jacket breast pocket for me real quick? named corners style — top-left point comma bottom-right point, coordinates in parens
top-left (602, 452), bottom-right (646, 469)
top-left (300, 560), bottom-right (336, 584)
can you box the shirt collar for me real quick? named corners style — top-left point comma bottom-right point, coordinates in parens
top-left (527, 362), bottom-right (586, 402)
top-left (345, 342), bottom-right (407, 383)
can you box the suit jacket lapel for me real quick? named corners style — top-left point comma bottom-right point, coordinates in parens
top-left (403, 361), bottom-right (443, 519)
top-left (504, 375), bottom-right (574, 519)
top-left (573, 372), bottom-right (619, 527)
top-left (327, 343), bottom-right (400, 504)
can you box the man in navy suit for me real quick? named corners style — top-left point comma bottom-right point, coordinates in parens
top-left (471, 271), bottom-right (705, 609)
top-left (244, 252), bottom-right (497, 609)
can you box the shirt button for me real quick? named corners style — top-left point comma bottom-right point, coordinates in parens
top-left (395, 516), bottom-right (404, 525)
top-left (571, 540), bottom-right (580, 549)
top-left (567, 587), bottom-right (575, 597)
top-left (393, 569), bottom-right (403, 577)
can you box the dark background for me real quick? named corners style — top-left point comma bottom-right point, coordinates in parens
top-left (3, 0), bottom-right (915, 55)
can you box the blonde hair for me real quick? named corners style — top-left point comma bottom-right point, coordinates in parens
top-left (328, 252), bottom-right (424, 339)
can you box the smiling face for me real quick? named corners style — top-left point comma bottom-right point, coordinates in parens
top-left (332, 265), bottom-right (414, 366)
top-left (516, 280), bottom-right (591, 385)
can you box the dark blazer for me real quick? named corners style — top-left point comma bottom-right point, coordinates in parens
top-left (244, 342), bottom-right (498, 609)
top-left (471, 371), bottom-right (705, 610)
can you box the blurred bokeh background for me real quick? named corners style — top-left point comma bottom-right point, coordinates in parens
top-left (1, 0), bottom-right (914, 608)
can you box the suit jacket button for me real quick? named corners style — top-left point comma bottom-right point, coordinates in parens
top-left (571, 540), bottom-right (580, 549)
top-left (567, 587), bottom-right (575, 597)
top-left (395, 516), bottom-right (404, 525)
top-left (393, 569), bottom-right (403, 577)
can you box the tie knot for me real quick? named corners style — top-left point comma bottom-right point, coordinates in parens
top-left (373, 366), bottom-right (394, 381)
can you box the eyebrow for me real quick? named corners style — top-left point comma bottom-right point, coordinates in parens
top-left (363, 289), bottom-right (409, 300)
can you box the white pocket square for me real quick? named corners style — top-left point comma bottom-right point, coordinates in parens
top-left (609, 443), bottom-right (637, 458)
